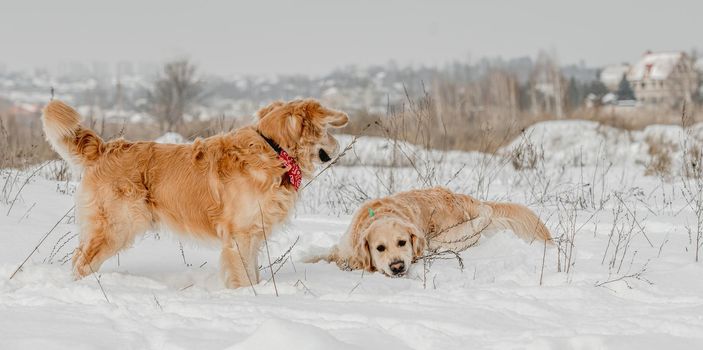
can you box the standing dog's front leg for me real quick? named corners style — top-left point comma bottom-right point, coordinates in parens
top-left (248, 234), bottom-right (263, 283)
top-left (220, 233), bottom-right (258, 289)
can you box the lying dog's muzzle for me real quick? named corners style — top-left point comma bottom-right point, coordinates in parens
top-left (389, 260), bottom-right (406, 275)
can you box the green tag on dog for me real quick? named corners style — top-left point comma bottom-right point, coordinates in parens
top-left (368, 208), bottom-right (375, 217)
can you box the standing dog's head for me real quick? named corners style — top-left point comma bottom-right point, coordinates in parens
top-left (255, 99), bottom-right (349, 176)
top-left (349, 217), bottom-right (426, 277)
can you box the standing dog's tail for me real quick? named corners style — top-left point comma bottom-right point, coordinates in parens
top-left (42, 100), bottom-right (104, 169)
top-left (485, 201), bottom-right (552, 243)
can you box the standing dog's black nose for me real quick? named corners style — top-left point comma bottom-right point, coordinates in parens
top-left (319, 148), bottom-right (331, 162)
top-left (389, 261), bottom-right (405, 275)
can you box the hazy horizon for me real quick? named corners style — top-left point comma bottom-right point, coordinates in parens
top-left (2, 0), bottom-right (701, 76)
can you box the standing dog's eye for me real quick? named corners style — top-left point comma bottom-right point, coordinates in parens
top-left (376, 245), bottom-right (386, 252)
top-left (398, 240), bottom-right (406, 247)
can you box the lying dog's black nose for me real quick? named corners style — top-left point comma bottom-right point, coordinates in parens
top-left (389, 261), bottom-right (405, 275)
top-left (319, 149), bottom-right (331, 162)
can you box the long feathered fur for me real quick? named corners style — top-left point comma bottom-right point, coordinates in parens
top-left (42, 101), bottom-right (104, 170)
top-left (40, 99), bottom-right (349, 288)
top-left (484, 201), bottom-right (552, 242)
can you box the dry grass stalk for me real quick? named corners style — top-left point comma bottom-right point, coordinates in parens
top-left (258, 203), bottom-right (278, 297)
top-left (9, 205), bottom-right (75, 279)
top-left (232, 236), bottom-right (258, 296)
top-left (595, 262), bottom-right (653, 289)
top-left (644, 135), bottom-right (675, 178)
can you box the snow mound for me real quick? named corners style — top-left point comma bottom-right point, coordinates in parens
top-left (341, 119), bottom-right (703, 172)
top-left (226, 319), bottom-right (358, 350)
top-left (501, 120), bottom-right (637, 166)
top-left (502, 120), bottom-right (703, 169)
top-left (154, 132), bottom-right (187, 144)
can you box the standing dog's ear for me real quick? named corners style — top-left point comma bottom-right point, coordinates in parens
top-left (319, 107), bottom-right (348, 128)
top-left (349, 229), bottom-right (374, 271)
top-left (255, 100), bottom-right (285, 119)
top-left (296, 99), bottom-right (349, 128)
top-left (411, 230), bottom-right (426, 259)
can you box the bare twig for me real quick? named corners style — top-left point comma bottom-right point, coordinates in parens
top-left (74, 248), bottom-right (111, 303)
top-left (153, 294), bottom-right (163, 311)
top-left (9, 205), bottom-right (75, 279)
top-left (178, 241), bottom-right (189, 266)
top-left (539, 238), bottom-right (547, 286)
top-left (414, 250), bottom-right (465, 271)
top-left (7, 161), bottom-right (50, 216)
top-left (259, 236), bottom-right (300, 271)
top-left (45, 231), bottom-right (77, 264)
top-left (17, 202), bottom-right (36, 223)
top-left (348, 269), bottom-right (365, 296)
top-left (614, 193), bottom-right (654, 247)
top-left (301, 123), bottom-right (371, 191)
top-left (232, 236), bottom-right (257, 296)
top-left (259, 203), bottom-right (278, 297)
top-left (595, 263), bottom-right (652, 289)
top-left (294, 279), bottom-right (316, 297)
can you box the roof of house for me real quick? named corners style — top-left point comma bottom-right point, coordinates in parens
top-left (627, 52), bottom-right (684, 81)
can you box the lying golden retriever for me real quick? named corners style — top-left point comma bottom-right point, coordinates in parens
top-left (309, 187), bottom-right (551, 277)
top-left (42, 98), bottom-right (348, 288)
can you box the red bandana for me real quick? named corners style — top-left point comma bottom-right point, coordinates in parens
top-left (278, 149), bottom-right (302, 190)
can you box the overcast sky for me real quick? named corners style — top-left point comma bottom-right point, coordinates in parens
top-left (1, 0), bottom-right (700, 76)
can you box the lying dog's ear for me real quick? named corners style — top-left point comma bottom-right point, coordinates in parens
top-left (411, 231), bottom-right (426, 259)
top-left (349, 230), bottom-right (374, 272)
top-left (255, 100), bottom-right (285, 119)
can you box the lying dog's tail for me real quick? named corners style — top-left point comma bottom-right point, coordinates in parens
top-left (485, 201), bottom-right (552, 243)
top-left (42, 100), bottom-right (104, 169)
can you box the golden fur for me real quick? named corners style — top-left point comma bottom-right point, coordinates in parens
top-left (42, 99), bottom-right (348, 288)
top-left (309, 187), bottom-right (551, 277)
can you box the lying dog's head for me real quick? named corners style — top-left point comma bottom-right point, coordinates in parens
top-left (255, 99), bottom-right (348, 175)
top-left (351, 217), bottom-right (426, 277)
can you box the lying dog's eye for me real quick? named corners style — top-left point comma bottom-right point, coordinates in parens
top-left (398, 240), bottom-right (406, 247)
top-left (376, 245), bottom-right (386, 252)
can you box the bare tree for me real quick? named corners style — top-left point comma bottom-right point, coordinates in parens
top-left (148, 59), bottom-right (202, 132)
top-left (528, 51), bottom-right (567, 118)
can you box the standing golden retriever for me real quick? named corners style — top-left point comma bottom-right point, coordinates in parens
top-left (309, 187), bottom-right (550, 277)
top-left (42, 99), bottom-right (348, 288)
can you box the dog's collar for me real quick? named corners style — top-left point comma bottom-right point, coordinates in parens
top-left (257, 130), bottom-right (283, 154)
top-left (257, 130), bottom-right (302, 191)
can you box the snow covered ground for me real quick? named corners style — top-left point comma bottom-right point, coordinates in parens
top-left (2, 120), bottom-right (703, 349)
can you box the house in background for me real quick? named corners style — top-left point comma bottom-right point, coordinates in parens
top-left (599, 63), bottom-right (630, 91)
top-left (627, 51), bottom-right (698, 108)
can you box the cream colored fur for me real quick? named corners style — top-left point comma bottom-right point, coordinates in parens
top-left (309, 187), bottom-right (551, 277)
